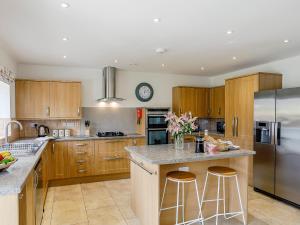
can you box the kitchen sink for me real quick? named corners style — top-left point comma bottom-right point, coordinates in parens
top-left (0, 141), bottom-right (44, 157)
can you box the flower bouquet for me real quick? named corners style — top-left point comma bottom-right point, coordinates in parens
top-left (165, 112), bottom-right (198, 149)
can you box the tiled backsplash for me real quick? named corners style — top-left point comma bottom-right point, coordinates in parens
top-left (196, 118), bottom-right (225, 132)
top-left (18, 120), bottom-right (81, 138)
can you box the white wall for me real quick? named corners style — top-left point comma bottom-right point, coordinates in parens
top-left (17, 64), bottom-right (211, 108)
top-left (210, 54), bottom-right (300, 88)
top-left (0, 82), bottom-right (10, 117)
top-left (0, 45), bottom-right (17, 118)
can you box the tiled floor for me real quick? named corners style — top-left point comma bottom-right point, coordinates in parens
top-left (42, 179), bottom-right (300, 225)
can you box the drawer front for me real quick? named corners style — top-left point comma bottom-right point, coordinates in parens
top-left (94, 140), bottom-right (130, 175)
top-left (69, 141), bottom-right (94, 177)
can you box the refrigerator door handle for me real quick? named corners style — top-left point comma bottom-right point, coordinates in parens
top-left (270, 122), bottom-right (275, 144)
top-left (275, 122), bottom-right (281, 146)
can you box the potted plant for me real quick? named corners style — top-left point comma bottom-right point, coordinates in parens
top-left (165, 112), bottom-right (198, 150)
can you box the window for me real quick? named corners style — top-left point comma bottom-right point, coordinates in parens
top-left (0, 81), bottom-right (10, 138)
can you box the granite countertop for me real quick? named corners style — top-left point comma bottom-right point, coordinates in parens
top-left (125, 143), bottom-right (255, 165)
top-left (0, 134), bottom-right (145, 195)
top-left (190, 131), bottom-right (225, 137)
top-left (0, 141), bottom-right (48, 195)
top-left (54, 133), bottom-right (145, 142)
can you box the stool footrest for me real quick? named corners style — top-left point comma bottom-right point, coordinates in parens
top-left (202, 198), bottom-right (224, 203)
top-left (160, 205), bottom-right (183, 211)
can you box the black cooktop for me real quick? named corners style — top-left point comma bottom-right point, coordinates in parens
top-left (96, 131), bottom-right (125, 137)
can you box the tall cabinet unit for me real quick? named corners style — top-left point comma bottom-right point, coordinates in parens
top-left (225, 73), bottom-right (282, 184)
top-left (209, 86), bottom-right (225, 118)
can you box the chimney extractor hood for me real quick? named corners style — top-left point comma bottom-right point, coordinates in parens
top-left (97, 66), bottom-right (125, 102)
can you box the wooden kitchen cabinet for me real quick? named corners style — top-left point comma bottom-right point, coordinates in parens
top-left (49, 141), bottom-right (69, 179)
top-left (129, 137), bottom-right (146, 146)
top-left (50, 81), bottom-right (81, 119)
top-left (18, 184), bottom-right (27, 225)
top-left (209, 86), bottom-right (225, 118)
top-left (94, 139), bottom-right (130, 175)
top-left (16, 80), bottom-right (50, 119)
top-left (15, 80), bottom-right (81, 120)
top-left (172, 87), bottom-right (209, 118)
top-left (68, 141), bottom-right (95, 177)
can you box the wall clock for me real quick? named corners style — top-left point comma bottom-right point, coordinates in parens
top-left (135, 82), bottom-right (154, 102)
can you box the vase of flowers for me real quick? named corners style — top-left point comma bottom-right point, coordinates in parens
top-left (165, 112), bottom-right (198, 150)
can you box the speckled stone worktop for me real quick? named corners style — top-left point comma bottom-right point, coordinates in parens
top-left (0, 134), bottom-right (145, 195)
top-left (125, 143), bottom-right (255, 165)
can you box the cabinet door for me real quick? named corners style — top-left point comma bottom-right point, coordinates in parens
top-left (68, 141), bottom-right (95, 177)
top-left (19, 185), bottom-right (27, 225)
top-left (129, 138), bottom-right (146, 146)
top-left (94, 139), bottom-right (130, 175)
top-left (235, 75), bottom-right (259, 149)
top-left (225, 79), bottom-right (238, 139)
top-left (209, 86), bottom-right (225, 118)
top-left (50, 142), bottom-right (69, 179)
top-left (16, 80), bottom-right (50, 119)
top-left (50, 82), bottom-right (81, 119)
top-left (42, 144), bottom-right (50, 206)
top-left (195, 88), bottom-right (209, 118)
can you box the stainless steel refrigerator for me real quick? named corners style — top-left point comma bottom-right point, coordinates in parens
top-left (254, 87), bottom-right (300, 207)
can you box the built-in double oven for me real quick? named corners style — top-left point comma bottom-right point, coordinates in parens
top-left (146, 108), bottom-right (169, 145)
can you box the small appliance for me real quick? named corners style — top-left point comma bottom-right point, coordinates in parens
top-left (216, 121), bottom-right (225, 134)
top-left (37, 125), bottom-right (49, 137)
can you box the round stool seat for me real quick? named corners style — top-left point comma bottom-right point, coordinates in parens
top-left (208, 166), bottom-right (237, 176)
top-left (166, 171), bottom-right (196, 182)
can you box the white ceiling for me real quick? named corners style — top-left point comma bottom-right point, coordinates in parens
top-left (1, 0), bottom-right (300, 76)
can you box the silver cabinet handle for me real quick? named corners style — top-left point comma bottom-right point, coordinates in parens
top-left (76, 151), bottom-right (86, 155)
top-left (77, 159), bottom-right (86, 163)
top-left (218, 107), bottom-right (221, 115)
top-left (52, 143), bottom-right (55, 153)
top-left (103, 156), bottom-right (123, 160)
top-left (78, 169), bottom-right (86, 173)
top-left (77, 107), bottom-right (80, 116)
top-left (75, 143), bottom-right (87, 146)
top-left (235, 117), bottom-right (238, 137)
top-left (232, 117), bottom-right (235, 137)
top-left (46, 106), bottom-right (50, 116)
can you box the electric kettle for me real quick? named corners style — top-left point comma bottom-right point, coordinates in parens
top-left (38, 125), bottom-right (50, 137)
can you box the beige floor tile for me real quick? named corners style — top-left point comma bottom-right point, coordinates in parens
top-left (125, 218), bottom-right (141, 225)
top-left (83, 194), bottom-right (116, 209)
top-left (54, 188), bottom-right (84, 202)
top-left (117, 205), bottom-right (136, 220)
top-left (87, 206), bottom-right (127, 225)
top-left (41, 218), bottom-right (51, 225)
top-left (111, 193), bottom-right (131, 206)
top-left (53, 199), bottom-right (85, 212)
top-left (51, 208), bottom-right (88, 225)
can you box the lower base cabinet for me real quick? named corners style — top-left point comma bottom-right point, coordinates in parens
top-left (94, 139), bottom-right (130, 175)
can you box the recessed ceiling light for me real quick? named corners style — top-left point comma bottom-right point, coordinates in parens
top-left (284, 39), bottom-right (289, 43)
top-left (62, 37), bottom-right (69, 41)
top-left (227, 30), bottom-right (233, 35)
top-left (155, 48), bottom-right (167, 54)
top-left (114, 59), bottom-right (118, 63)
top-left (201, 67), bottom-right (205, 71)
top-left (232, 56), bottom-right (237, 60)
top-left (153, 18), bottom-right (161, 23)
top-left (63, 55), bottom-right (67, 59)
top-left (61, 2), bottom-right (70, 8)
top-left (161, 63), bottom-right (166, 67)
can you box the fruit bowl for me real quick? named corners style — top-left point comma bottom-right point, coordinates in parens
top-left (0, 158), bottom-right (17, 172)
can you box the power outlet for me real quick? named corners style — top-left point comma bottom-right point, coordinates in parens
top-left (178, 167), bottom-right (190, 172)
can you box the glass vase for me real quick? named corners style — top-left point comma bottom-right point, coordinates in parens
top-left (174, 134), bottom-right (184, 150)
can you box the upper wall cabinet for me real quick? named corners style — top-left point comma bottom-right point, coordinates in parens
top-left (50, 82), bottom-right (81, 119)
top-left (209, 86), bottom-right (225, 118)
top-left (172, 86), bottom-right (224, 118)
top-left (16, 80), bottom-right (50, 119)
top-left (16, 80), bottom-right (81, 120)
top-left (172, 87), bottom-right (209, 118)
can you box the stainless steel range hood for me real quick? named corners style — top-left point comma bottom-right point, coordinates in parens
top-left (97, 66), bottom-right (125, 102)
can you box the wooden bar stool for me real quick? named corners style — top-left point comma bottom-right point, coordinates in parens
top-left (160, 171), bottom-right (204, 225)
top-left (200, 166), bottom-right (246, 225)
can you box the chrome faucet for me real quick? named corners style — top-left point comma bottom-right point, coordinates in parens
top-left (5, 120), bottom-right (23, 143)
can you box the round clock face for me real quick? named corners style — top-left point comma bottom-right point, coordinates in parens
top-left (135, 83), bottom-right (154, 102)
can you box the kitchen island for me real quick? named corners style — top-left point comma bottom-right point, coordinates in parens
top-left (125, 143), bottom-right (255, 225)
